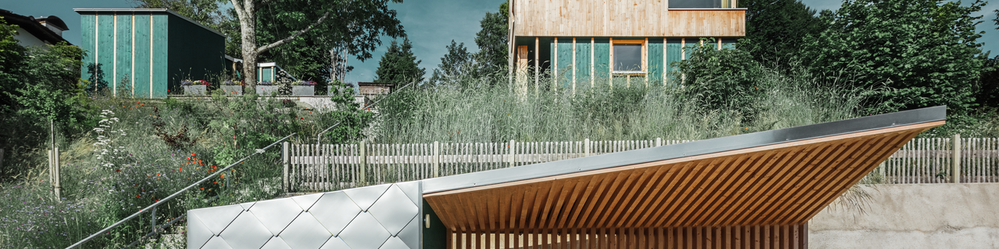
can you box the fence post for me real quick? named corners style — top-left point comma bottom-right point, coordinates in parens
top-left (54, 147), bottom-right (60, 200)
top-left (0, 148), bottom-right (3, 175)
top-left (282, 142), bottom-right (289, 192)
top-left (584, 138), bottom-right (590, 157)
top-left (953, 134), bottom-right (961, 183)
top-left (359, 141), bottom-right (367, 186)
top-left (433, 141), bottom-right (440, 178)
top-left (656, 137), bottom-right (662, 147)
top-left (151, 206), bottom-right (157, 235)
top-left (509, 140), bottom-right (516, 168)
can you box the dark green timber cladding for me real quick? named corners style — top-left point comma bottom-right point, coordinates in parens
top-left (260, 67), bottom-right (273, 82)
top-left (167, 14), bottom-right (224, 93)
top-left (115, 14), bottom-right (132, 95)
top-left (666, 39), bottom-right (682, 86)
top-left (593, 38), bottom-right (610, 84)
top-left (133, 14), bottom-right (151, 98)
top-left (80, 14), bottom-right (95, 86)
top-left (422, 199), bottom-right (446, 249)
top-left (97, 14), bottom-right (114, 90)
top-left (648, 39), bottom-right (664, 85)
top-left (574, 39), bottom-right (591, 88)
top-left (555, 38), bottom-right (573, 88)
top-left (151, 13), bottom-right (168, 98)
top-left (722, 38), bottom-right (737, 50)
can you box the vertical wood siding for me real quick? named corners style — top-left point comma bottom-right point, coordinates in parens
top-left (97, 14), bottom-right (114, 92)
top-left (115, 14), bottom-right (132, 94)
top-left (151, 14), bottom-right (168, 98)
top-left (133, 14), bottom-right (151, 98)
top-left (80, 14), bottom-right (95, 84)
top-left (647, 39), bottom-right (664, 84)
top-left (513, 0), bottom-right (745, 37)
top-left (574, 39), bottom-right (591, 88)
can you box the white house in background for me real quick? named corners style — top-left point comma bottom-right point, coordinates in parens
top-left (0, 8), bottom-right (70, 47)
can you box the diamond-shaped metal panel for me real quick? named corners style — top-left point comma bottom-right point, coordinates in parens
top-left (380, 237), bottom-right (411, 249)
top-left (394, 181), bottom-right (421, 206)
top-left (249, 198), bottom-right (304, 234)
top-left (185, 213), bottom-right (213, 249)
top-left (320, 236), bottom-right (352, 249)
top-left (279, 212), bottom-right (333, 249)
top-left (338, 212), bottom-right (391, 249)
top-left (292, 193), bottom-right (323, 210)
top-left (219, 212), bottom-right (273, 249)
top-left (397, 216), bottom-right (421, 249)
top-left (261, 236), bottom-right (292, 249)
top-left (189, 204), bottom-right (243, 234)
top-left (240, 202), bottom-right (256, 211)
top-left (202, 236), bottom-right (235, 249)
top-left (343, 184), bottom-right (390, 211)
top-left (368, 185), bottom-right (419, 235)
top-left (311, 192), bottom-right (361, 236)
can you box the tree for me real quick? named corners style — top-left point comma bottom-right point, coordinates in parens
top-left (800, 0), bottom-right (987, 117)
top-left (229, 0), bottom-right (405, 90)
top-left (429, 40), bottom-right (476, 86)
top-left (374, 39), bottom-right (425, 84)
top-left (473, 1), bottom-right (509, 76)
top-left (738, 0), bottom-right (824, 64)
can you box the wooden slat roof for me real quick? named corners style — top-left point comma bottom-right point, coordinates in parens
top-left (423, 107), bottom-right (946, 233)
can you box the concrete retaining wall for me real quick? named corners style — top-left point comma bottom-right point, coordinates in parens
top-left (808, 183), bottom-right (999, 249)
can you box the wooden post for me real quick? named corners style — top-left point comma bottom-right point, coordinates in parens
top-left (584, 138), bottom-right (590, 157)
top-left (151, 206), bottom-right (157, 234)
top-left (360, 141), bottom-right (367, 186)
top-left (0, 148), bottom-right (4, 175)
top-left (656, 137), bottom-right (662, 147)
top-left (433, 141), bottom-right (440, 178)
top-left (54, 147), bottom-right (60, 200)
top-left (509, 140), bottom-right (516, 168)
top-left (282, 142), bottom-right (289, 192)
top-left (953, 134), bottom-right (961, 183)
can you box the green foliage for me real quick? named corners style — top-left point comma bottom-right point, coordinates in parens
top-left (674, 41), bottom-right (765, 122)
top-left (473, 1), bottom-right (509, 76)
top-left (738, 0), bottom-right (824, 64)
top-left (429, 40), bottom-right (477, 86)
top-left (374, 39), bottom-right (425, 84)
top-left (256, 0), bottom-right (405, 82)
top-left (318, 79), bottom-right (374, 144)
top-left (11, 44), bottom-right (93, 132)
top-left (800, 0), bottom-right (987, 119)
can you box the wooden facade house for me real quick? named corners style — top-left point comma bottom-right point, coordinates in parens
top-left (75, 8), bottom-right (225, 98)
top-left (509, 0), bottom-right (745, 90)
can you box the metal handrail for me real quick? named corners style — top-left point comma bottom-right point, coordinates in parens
top-left (65, 133), bottom-right (297, 249)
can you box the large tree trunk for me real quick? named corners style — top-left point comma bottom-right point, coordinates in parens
top-left (233, 0), bottom-right (259, 92)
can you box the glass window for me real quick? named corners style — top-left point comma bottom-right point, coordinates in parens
top-left (670, 0), bottom-right (723, 8)
top-left (614, 43), bottom-right (643, 72)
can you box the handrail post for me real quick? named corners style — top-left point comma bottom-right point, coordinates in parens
top-left (433, 141), bottom-right (440, 178)
top-left (282, 142), bottom-right (290, 192)
top-left (953, 134), bottom-right (961, 183)
top-left (151, 206), bottom-right (156, 235)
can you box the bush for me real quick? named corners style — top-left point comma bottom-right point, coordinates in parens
top-left (674, 41), bottom-right (766, 122)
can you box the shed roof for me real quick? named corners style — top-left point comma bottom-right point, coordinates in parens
top-left (423, 106), bottom-right (946, 232)
top-left (73, 8), bottom-right (225, 37)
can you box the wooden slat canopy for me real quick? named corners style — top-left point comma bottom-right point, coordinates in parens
top-left (424, 109), bottom-right (945, 235)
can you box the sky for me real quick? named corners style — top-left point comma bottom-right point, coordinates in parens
top-left (4, 0), bottom-right (998, 82)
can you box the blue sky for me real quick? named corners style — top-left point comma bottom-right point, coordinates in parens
top-left (4, 0), bottom-right (998, 82)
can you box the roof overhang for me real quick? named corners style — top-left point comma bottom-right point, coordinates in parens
top-left (423, 106), bottom-right (946, 233)
top-left (73, 8), bottom-right (226, 37)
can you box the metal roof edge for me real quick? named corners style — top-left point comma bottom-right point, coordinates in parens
top-left (73, 8), bottom-right (226, 37)
top-left (421, 106), bottom-right (947, 193)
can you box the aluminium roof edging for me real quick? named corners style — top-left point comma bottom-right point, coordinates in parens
top-left (421, 105), bottom-right (946, 194)
top-left (72, 8), bottom-right (226, 37)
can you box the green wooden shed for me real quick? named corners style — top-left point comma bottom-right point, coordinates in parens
top-left (74, 8), bottom-right (225, 98)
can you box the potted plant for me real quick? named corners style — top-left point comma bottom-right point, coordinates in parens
top-left (256, 81), bottom-right (280, 96)
top-left (221, 80), bottom-right (243, 95)
top-left (181, 80), bottom-right (210, 95)
top-left (292, 80), bottom-right (316, 96)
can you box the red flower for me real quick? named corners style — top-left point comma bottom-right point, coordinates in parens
top-left (178, 168), bottom-right (182, 171)
top-left (136, 195), bottom-right (140, 198)
top-left (191, 152), bottom-right (195, 156)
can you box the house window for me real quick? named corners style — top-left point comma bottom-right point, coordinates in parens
top-left (612, 40), bottom-right (645, 73)
top-left (669, 0), bottom-right (733, 8)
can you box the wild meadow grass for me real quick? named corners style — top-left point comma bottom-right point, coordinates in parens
top-left (374, 66), bottom-right (861, 144)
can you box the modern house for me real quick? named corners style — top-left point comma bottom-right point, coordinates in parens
top-left (0, 9), bottom-right (70, 47)
top-left (508, 0), bottom-right (745, 89)
top-left (74, 8), bottom-right (225, 98)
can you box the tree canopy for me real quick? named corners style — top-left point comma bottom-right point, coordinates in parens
top-left (800, 0), bottom-right (987, 118)
top-left (474, 1), bottom-right (509, 76)
top-left (738, 0), bottom-right (824, 64)
top-left (374, 39), bottom-right (425, 84)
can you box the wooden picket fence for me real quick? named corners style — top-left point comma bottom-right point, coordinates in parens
top-left (283, 137), bottom-right (999, 192)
